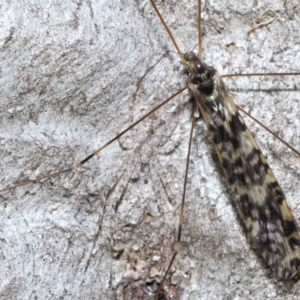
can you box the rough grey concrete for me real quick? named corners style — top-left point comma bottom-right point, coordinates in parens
top-left (0, 0), bottom-right (300, 299)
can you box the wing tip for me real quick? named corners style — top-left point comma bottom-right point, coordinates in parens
top-left (272, 257), bottom-right (300, 279)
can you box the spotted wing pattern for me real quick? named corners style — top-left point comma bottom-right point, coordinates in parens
top-left (185, 52), bottom-right (300, 278)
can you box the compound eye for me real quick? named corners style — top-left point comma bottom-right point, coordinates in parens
top-left (195, 62), bottom-right (204, 74)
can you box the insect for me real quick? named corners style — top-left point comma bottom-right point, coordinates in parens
top-left (1, 0), bottom-right (300, 299)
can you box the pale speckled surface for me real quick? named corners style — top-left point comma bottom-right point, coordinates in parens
top-left (0, 0), bottom-right (300, 299)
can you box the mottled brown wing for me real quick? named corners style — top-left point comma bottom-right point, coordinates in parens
top-left (191, 72), bottom-right (300, 278)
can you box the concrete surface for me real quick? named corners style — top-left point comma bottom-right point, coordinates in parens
top-left (1, 0), bottom-right (300, 299)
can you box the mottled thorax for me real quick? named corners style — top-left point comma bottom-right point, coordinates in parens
top-left (184, 51), bottom-right (215, 94)
top-left (184, 52), bottom-right (219, 114)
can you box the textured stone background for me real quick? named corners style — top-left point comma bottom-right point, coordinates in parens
top-left (1, 0), bottom-right (300, 299)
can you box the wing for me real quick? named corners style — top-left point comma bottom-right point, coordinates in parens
top-left (189, 66), bottom-right (300, 278)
